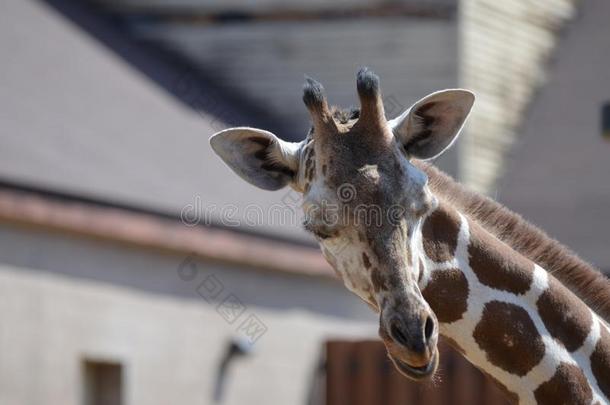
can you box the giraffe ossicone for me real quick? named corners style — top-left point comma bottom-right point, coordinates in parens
top-left (210, 68), bottom-right (610, 404)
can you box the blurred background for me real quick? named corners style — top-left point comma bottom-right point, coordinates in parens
top-left (0, 0), bottom-right (608, 404)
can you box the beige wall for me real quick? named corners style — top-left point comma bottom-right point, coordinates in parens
top-left (0, 264), bottom-right (375, 405)
top-left (458, 0), bottom-right (579, 192)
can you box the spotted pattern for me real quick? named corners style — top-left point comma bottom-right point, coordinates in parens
top-left (591, 324), bottom-right (610, 399)
top-left (533, 363), bottom-right (592, 405)
top-left (473, 301), bottom-right (545, 376)
top-left (468, 223), bottom-right (533, 295)
top-left (537, 277), bottom-right (592, 352)
top-left (315, 161), bottom-right (607, 400)
top-left (290, 77), bottom-right (609, 404)
top-left (417, 210), bottom-right (609, 402)
top-left (422, 269), bottom-right (469, 323)
top-left (422, 207), bottom-right (460, 262)
top-left (362, 252), bottom-right (371, 269)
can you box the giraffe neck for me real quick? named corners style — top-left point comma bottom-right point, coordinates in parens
top-left (416, 202), bottom-right (610, 404)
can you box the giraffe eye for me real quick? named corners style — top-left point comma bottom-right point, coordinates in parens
top-left (302, 220), bottom-right (335, 240)
top-left (313, 229), bottom-right (332, 240)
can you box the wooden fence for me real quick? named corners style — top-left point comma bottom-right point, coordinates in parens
top-left (325, 338), bottom-right (511, 405)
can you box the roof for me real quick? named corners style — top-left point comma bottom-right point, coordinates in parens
top-left (95, 0), bottom-right (456, 16)
top-left (131, 12), bottom-right (459, 145)
top-left (497, 0), bottom-right (610, 269)
top-left (0, 0), bottom-right (308, 242)
top-left (0, 0), bottom-right (462, 243)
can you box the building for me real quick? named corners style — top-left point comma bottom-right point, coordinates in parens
top-left (0, 1), bottom-right (376, 403)
top-left (0, 0), bottom-right (606, 404)
top-left (497, 0), bottom-right (610, 272)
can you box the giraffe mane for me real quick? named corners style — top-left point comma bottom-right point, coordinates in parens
top-left (416, 161), bottom-right (610, 323)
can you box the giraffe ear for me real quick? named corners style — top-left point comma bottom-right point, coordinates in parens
top-left (389, 89), bottom-right (475, 160)
top-left (210, 127), bottom-right (301, 191)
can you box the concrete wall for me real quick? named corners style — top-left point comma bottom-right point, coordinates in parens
top-left (459, 0), bottom-right (579, 192)
top-left (497, 0), bottom-right (610, 270)
top-left (0, 223), bottom-right (376, 405)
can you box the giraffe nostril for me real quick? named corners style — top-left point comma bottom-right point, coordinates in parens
top-left (390, 320), bottom-right (410, 347)
top-left (424, 315), bottom-right (435, 342)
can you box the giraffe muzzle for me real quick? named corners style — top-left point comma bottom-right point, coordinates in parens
top-left (379, 307), bottom-right (439, 380)
top-left (390, 347), bottom-right (439, 380)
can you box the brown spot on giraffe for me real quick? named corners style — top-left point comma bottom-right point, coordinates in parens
top-left (213, 70), bottom-right (610, 396)
top-left (468, 221), bottom-right (534, 295)
top-left (422, 206), bottom-right (460, 262)
top-left (537, 276), bottom-right (592, 352)
top-left (534, 363), bottom-right (593, 405)
top-left (473, 301), bottom-right (545, 376)
top-left (591, 324), bottom-right (610, 399)
top-left (418, 161), bottom-right (610, 324)
top-left (371, 268), bottom-right (388, 293)
top-left (362, 252), bottom-right (371, 269)
top-left (422, 268), bottom-right (469, 323)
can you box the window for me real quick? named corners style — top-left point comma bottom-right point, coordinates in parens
top-left (83, 360), bottom-right (123, 405)
top-left (602, 102), bottom-right (610, 140)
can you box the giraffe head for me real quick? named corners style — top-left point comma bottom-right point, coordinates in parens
top-left (210, 68), bottom-right (474, 380)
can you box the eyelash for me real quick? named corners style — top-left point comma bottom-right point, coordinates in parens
top-left (313, 230), bottom-right (332, 240)
top-left (303, 221), bottom-right (333, 240)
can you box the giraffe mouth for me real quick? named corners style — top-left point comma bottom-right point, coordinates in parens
top-left (389, 348), bottom-right (439, 380)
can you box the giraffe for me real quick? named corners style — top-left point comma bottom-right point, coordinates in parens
top-left (210, 68), bottom-right (610, 404)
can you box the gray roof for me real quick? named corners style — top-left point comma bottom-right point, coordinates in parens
top-left (0, 0), bottom-right (306, 242)
top-left (135, 17), bottom-right (459, 143)
top-left (497, 0), bottom-right (610, 269)
top-left (0, 0), bottom-right (461, 243)
top-left (97, 0), bottom-right (456, 14)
